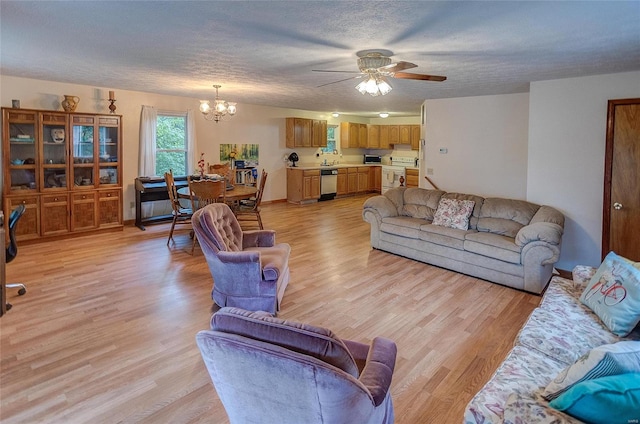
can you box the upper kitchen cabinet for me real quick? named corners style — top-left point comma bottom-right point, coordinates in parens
top-left (367, 125), bottom-right (380, 149)
top-left (411, 125), bottom-right (421, 150)
top-left (286, 117), bottom-right (327, 148)
top-left (340, 122), bottom-right (359, 148)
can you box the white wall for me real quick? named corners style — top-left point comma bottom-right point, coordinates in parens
top-left (423, 93), bottom-right (530, 199)
top-left (527, 71), bottom-right (640, 269)
top-left (0, 74), bottom-right (421, 221)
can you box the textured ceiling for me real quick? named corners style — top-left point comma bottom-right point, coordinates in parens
top-left (1, 1), bottom-right (639, 117)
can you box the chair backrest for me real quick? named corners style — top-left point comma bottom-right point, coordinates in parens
top-left (164, 171), bottom-right (186, 212)
top-left (252, 170), bottom-right (268, 210)
top-left (192, 203), bottom-right (243, 252)
top-left (209, 163), bottom-right (235, 185)
top-left (6, 204), bottom-right (26, 263)
top-left (188, 177), bottom-right (227, 210)
top-left (196, 307), bottom-right (391, 424)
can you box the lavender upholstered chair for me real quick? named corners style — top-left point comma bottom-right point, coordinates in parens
top-left (192, 203), bottom-right (290, 314)
top-left (196, 307), bottom-right (397, 424)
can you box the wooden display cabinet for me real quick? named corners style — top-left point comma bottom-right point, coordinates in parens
top-left (2, 107), bottom-right (123, 242)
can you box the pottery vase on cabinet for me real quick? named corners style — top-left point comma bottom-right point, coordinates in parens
top-left (61, 95), bottom-right (80, 112)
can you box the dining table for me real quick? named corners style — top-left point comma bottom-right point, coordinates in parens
top-left (177, 184), bottom-right (257, 203)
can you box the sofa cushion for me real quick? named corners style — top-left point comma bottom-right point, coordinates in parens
top-left (549, 373), bottom-right (640, 424)
top-left (477, 198), bottom-right (540, 237)
top-left (400, 188), bottom-right (444, 220)
top-left (211, 307), bottom-right (359, 377)
top-left (464, 232), bottom-right (522, 264)
top-left (432, 198), bottom-right (475, 230)
top-left (419, 223), bottom-right (469, 250)
top-left (542, 341), bottom-right (640, 401)
top-left (516, 307), bottom-right (622, 366)
top-left (580, 251), bottom-right (640, 337)
top-left (441, 192), bottom-right (485, 230)
top-left (464, 344), bottom-right (566, 424)
top-left (380, 216), bottom-right (425, 240)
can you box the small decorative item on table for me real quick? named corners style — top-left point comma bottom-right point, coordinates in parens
top-left (198, 153), bottom-right (205, 177)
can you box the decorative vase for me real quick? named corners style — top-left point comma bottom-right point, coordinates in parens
top-left (61, 95), bottom-right (80, 112)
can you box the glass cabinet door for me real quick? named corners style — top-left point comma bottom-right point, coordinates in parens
top-left (71, 115), bottom-right (96, 188)
top-left (6, 110), bottom-right (38, 191)
top-left (98, 116), bottom-right (120, 186)
top-left (41, 112), bottom-right (69, 190)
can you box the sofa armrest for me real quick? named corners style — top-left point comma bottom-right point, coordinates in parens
top-left (515, 222), bottom-right (563, 247)
top-left (358, 337), bottom-right (397, 407)
top-left (363, 196), bottom-right (399, 221)
top-left (242, 230), bottom-right (276, 249)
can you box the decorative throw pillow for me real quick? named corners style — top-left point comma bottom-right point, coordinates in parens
top-left (432, 198), bottom-right (475, 230)
top-left (549, 373), bottom-right (640, 423)
top-left (580, 251), bottom-right (640, 337)
top-left (542, 341), bottom-right (640, 400)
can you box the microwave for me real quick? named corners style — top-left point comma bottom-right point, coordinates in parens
top-left (363, 154), bottom-right (382, 164)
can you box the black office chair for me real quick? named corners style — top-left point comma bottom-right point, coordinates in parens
top-left (5, 204), bottom-right (27, 311)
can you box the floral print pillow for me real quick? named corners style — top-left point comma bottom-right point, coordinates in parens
top-left (432, 198), bottom-right (475, 230)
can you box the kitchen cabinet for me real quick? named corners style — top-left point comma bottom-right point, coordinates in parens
top-left (411, 125), bottom-right (421, 150)
top-left (311, 119), bottom-right (327, 148)
top-left (357, 167), bottom-right (370, 193)
top-left (347, 168), bottom-right (358, 193)
top-left (379, 125), bottom-right (390, 149)
top-left (399, 125), bottom-right (411, 144)
top-left (2, 107), bottom-right (123, 242)
top-left (336, 168), bottom-right (348, 195)
top-left (358, 124), bottom-right (368, 148)
top-left (367, 125), bottom-right (380, 148)
top-left (340, 122), bottom-right (359, 148)
top-left (406, 168), bottom-right (419, 188)
top-left (285, 117), bottom-right (311, 148)
top-left (369, 166), bottom-right (381, 192)
top-left (287, 168), bottom-right (320, 203)
top-left (388, 125), bottom-right (399, 145)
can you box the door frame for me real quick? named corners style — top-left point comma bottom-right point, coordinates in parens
top-left (601, 97), bottom-right (640, 260)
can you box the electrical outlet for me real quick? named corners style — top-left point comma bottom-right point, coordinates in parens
top-left (427, 168), bottom-right (434, 175)
top-left (130, 201), bottom-right (135, 208)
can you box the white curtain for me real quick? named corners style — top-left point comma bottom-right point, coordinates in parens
top-left (139, 105), bottom-right (157, 177)
top-left (139, 105), bottom-right (157, 217)
top-left (186, 109), bottom-right (197, 174)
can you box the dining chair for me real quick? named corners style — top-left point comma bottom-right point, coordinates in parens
top-left (165, 171), bottom-right (194, 246)
top-left (5, 204), bottom-right (27, 311)
top-left (208, 163), bottom-right (235, 185)
top-left (187, 177), bottom-right (227, 254)
top-left (235, 170), bottom-right (267, 230)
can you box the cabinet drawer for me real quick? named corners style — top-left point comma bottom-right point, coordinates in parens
top-left (42, 194), bottom-right (67, 204)
top-left (347, 167), bottom-right (358, 174)
top-left (303, 170), bottom-right (320, 177)
top-left (73, 192), bottom-right (96, 202)
top-left (8, 195), bottom-right (38, 206)
top-left (99, 190), bottom-right (120, 200)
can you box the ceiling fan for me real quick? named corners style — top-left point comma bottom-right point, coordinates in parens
top-left (313, 49), bottom-right (446, 96)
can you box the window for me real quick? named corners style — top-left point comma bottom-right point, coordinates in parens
top-left (156, 113), bottom-right (188, 175)
top-left (321, 125), bottom-right (338, 154)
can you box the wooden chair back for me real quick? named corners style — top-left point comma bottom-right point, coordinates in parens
top-left (188, 177), bottom-right (227, 209)
top-left (164, 171), bottom-right (184, 213)
top-left (252, 170), bottom-right (268, 211)
top-left (208, 163), bottom-right (235, 185)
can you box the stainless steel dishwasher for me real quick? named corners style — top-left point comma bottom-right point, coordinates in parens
top-left (319, 168), bottom-right (338, 201)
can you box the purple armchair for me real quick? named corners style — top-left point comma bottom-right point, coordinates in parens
top-left (192, 203), bottom-right (290, 314)
top-left (196, 307), bottom-right (397, 424)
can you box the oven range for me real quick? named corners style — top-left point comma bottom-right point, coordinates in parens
top-left (381, 156), bottom-right (417, 194)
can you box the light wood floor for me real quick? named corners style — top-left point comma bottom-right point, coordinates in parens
top-left (1, 194), bottom-right (540, 423)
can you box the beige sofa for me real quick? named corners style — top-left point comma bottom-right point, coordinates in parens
top-left (362, 187), bottom-right (564, 294)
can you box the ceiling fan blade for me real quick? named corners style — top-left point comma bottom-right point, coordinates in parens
top-left (316, 75), bottom-right (363, 88)
top-left (312, 69), bottom-right (362, 74)
top-left (379, 61), bottom-right (417, 73)
top-left (393, 72), bottom-right (447, 82)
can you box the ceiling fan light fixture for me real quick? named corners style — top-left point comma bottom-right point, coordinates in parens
top-left (356, 75), bottom-right (392, 97)
top-left (200, 84), bottom-right (236, 122)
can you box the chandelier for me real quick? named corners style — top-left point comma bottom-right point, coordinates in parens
top-left (355, 74), bottom-right (392, 96)
top-left (199, 85), bottom-right (237, 122)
